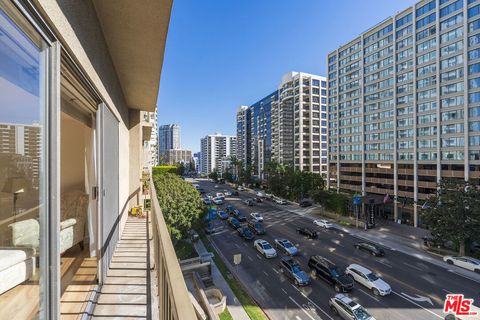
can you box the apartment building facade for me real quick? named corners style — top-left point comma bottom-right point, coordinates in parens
top-left (272, 72), bottom-right (328, 176)
top-left (0, 1), bottom-right (195, 319)
top-left (327, 0), bottom-right (480, 227)
top-left (236, 105), bottom-right (250, 169)
top-left (142, 110), bottom-right (159, 167)
top-left (200, 133), bottom-right (236, 174)
top-left (165, 149), bottom-right (193, 165)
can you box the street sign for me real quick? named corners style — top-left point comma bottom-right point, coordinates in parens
top-left (353, 195), bottom-right (362, 205)
top-left (233, 253), bottom-right (241, 265)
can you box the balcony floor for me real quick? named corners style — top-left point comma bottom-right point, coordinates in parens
top-left (92, 216), bottom-right (153, 319)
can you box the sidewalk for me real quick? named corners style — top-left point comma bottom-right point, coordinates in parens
top-left (282, 204), bottom-right (480, 283)
top-left (193, 239), bottom-right (250, 320)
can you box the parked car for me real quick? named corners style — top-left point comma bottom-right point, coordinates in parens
top-left (254, 239), bottom-right (277, 258)
top-left (296, 227), bottom-right (318, 239)
top-left (314, 219), bottom-right (333, 229)
top-left (274, 197), bottom-right (288, 205)
top-left (212, 197), bottom-right (223, 205)
top-left (236, 213), bottom-right (247, 223)
top-left (205, 222), bottom-right (216, 234)
top-left (225, 205), bottom-right (236, 214)
top-left (228, 217), bottom-right (241, 229)
top-left (217, 210), bottom-right (229, 220)
top-left (248, 221), bottom-right (266, 235)
top-left (250, 212), bottom-right (264, 222)
top-left (354, 242), bottom-right (385, 257)
top-left (224, 190), bottom-right (232, 196)
top-left (274, 238), bottom-right (298, 256)
top-left (203, 198), bottom-right (212, 205)
top-left (279, 256), bottom-right (311, 286)
top-left (308, 255), bottom-right (354, 292)
top-left (215, 192), bottom-right (225, 199)
top-left (244, 199), bottom-right (255, 206)
top-left (471, 241), bottom-right (480, 254)
top-left (299, 198), bottom-right (313, 207)
top-left (443, 256), bottom-right (480, 273)
top-left (237, 186), bottom-right (246, 191)
top-left (252, 197), bottom-right (263, 203)
top-left (345, 264), bottom-right (391, 296)
top-left (237, 226), bottom-right (254, 241)
top-left (329, 294), bottom-right (376, 320)
top-left (422, 235), bottom-right (455, 250)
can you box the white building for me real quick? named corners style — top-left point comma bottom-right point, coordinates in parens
top-left (143, 109), bottom-right (158, 167)
top-left (200, 133), bottom-right (236, 174)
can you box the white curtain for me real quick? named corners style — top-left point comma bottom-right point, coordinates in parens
top-left (84, 123), bottom-right (97, 257)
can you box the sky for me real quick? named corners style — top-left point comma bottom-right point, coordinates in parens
top-left (157, 0), bottom-right (418, 153)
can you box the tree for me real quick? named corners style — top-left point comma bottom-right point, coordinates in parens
top-left (208, 170), bottom-right (218, 181)
top-left (176, 162), bottom-right (186, 176)
top-left (152, 172), bottom-right (204, 240)
top-left (423, 179), bottom-right (480, 255)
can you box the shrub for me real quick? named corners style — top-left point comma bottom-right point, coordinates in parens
top-left (313, 190), bottom-right (349, 216)
top-left (152, 165), bottom-right (178, 176)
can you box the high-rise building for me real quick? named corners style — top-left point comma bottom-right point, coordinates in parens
top-left (236, 72), bottom-right (327, 179)
top-left (272, 72), bottom-right (328, 175)
top-left (236, 106), bottom-right (250, 169)
top-left (200, 133), bottom-right (236, 174)
top-left (158, 124), bottom-right (180, 162)
top-left (193, 152), bottom-right (201, 172)
top-left (327, 0), bottom-right (480, 227)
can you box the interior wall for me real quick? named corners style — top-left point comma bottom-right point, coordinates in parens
top-left (61, 112), bottom-right (88, 192)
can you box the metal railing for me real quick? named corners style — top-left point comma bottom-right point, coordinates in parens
top-left (149, 172), bottom-right (198, 320)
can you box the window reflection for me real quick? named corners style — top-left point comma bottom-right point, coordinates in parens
top-left (0, 6), bottom-right (44, 319)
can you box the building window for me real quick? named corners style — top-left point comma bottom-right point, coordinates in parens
top-left (439, 0), bottom-right (463, 18)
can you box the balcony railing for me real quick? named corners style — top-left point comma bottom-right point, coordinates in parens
top-left (149, 173), bottom-right (198, 320)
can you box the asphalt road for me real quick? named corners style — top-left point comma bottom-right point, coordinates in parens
top-left (197, 180), bottom-right (480, 320)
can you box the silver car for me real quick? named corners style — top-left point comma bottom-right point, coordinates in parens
top-left (329, 294), bottom-right (376, 320)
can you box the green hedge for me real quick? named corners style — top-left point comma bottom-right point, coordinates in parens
top-left (152, 165), bottom-right (178, 175)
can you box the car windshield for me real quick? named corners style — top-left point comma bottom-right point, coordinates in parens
top-left (263, 243), bottom-right (272, 250)
top-left (292, 265), bottom-right (302, 273)
top-left (352, 306), bottom-right (372, 320)
top-left (330, 267), bottom-right (341, 278)
top-left (255, 223), bottom-right (262, 228)
top-left (244, 229), bottom-right (252, 236)
top-left (283, 241), bottom-right (293, 248)
top-left (366, 272), bottom-right (378, 281)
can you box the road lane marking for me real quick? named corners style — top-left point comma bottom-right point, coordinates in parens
top-left (377, 260), bottom-right (393, 268)
top-left (263, 271), bottom-right (269, 277)
top-left (295, 316), bottom-right (303, 320)
top-left (234, 243), bottom-right (240, 248)
top-left (393, 291), bottom-right (443, 319)
top-left (288, 296), bottom-right (316, 320)
top-left (442, 289), bottom-right (453, 294)
top-left (403, 262), bottom-right (423, 271)
top-left (358, 288), bottom-right (379, 302)
top-left (256, 254), bottom-right (262, 260)
top-left (272, 267), bottom-right (279, 274)
top-left (282, 288), bottom-right (288, 295)
top-left (247, 255), bottom-right (253, 262)
top-left (290, 285), bottom-right (334, 320)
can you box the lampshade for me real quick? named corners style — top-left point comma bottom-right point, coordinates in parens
top-left (2, 177), bottom-right (27, 194)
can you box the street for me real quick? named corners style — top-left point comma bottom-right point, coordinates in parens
top-left (197, 179), bottom-right (480, 320)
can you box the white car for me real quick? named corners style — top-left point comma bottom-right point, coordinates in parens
top-left (212, 197), bottom-right (223, 205)
top-left (274, 197), bottom-right (288, 205)
top-left (215, 192), bottom-right (225, 199)
top-left (224, 190), bottom-right (232, 196)
top-left (443, 256), bottom-right (480, 273)
top-left (274, 238), bottom-right (298, 256)
top-left (329, 294), bottom-right (376, 320)
top-left (345, 264), bottom-right (391, 296)
top-left (237, 186), bottom-right (246, 191)
top-left (314, 219), bottom-right (333, 229)
top-left (254, 239), bottom-right (277, 258)
top-left (250, 212), bottom-right (264, 222)
top-left (256, 191), bottom-right (266, 198)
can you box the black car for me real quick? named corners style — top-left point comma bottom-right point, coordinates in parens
top-left (228, 217), bottom-right (241, 229)
top-left (299, 198), bottom-right (313, 207)
top-left (237, 226), bottom-right (254, 240)
top-left (231, 191), bottom-right (239, 196)
top-left (230, 209), bottom-right (247, 222)
top-left (244, 199), bottom-right (254, 206)
top-left (354, 242), bottom-right (385, 257)
top-left (253, 197), bottom-right (263, 203)
top-left (248, 221), bottom-right (266, 235)
top-left (308, 255), bottom-right (354, 292)
top-left (296, 227), bottom-right (318, 239)
top-left (279, 257), bottom-right (311, 286)
top-left (225, 205), bottom-right (236, 214)
top-left (205, 222), bottom-right (215, 234)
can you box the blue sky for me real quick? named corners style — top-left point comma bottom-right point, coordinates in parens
top-left (157, 0), bottom-right (417, 153)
